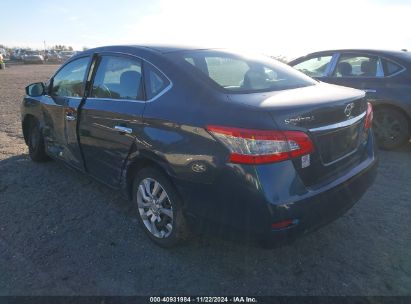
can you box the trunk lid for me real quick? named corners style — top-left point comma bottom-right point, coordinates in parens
top-left (227, 83), bottom-right (368, 187)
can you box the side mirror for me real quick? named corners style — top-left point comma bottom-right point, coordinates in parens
top-left (25, 82), bottom-right (45, 97)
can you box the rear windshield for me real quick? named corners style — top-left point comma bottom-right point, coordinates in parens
top-left (167, 50), bottom-right (316, 93)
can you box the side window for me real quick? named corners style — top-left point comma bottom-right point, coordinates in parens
top-left (382, 59), bottom-right (403, 76)
top-left (91, 56), bottom-right (143, 100)
top-left (144, 63), bottom-right (170, 100)
top-left (292, 56), bottom-right (333, 77)
top-left (333, 54), bottom-right (381, 77)
top-left (51, 57), bottom-right (89, 97)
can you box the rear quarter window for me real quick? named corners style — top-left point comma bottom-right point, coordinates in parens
top-left (382, 59), bottom-right (404, 76)
top-left (144, 63), bottom-right (170, 100)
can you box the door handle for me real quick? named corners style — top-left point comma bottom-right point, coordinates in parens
top-left (65, 114), bottom-right (76, 121)
top-left (114, 125), bottom-right (132, 134)
top-left (364, 89), bottom-right (377, 93)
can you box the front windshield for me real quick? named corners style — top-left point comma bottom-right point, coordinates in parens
top-left (167, 50), bottom-right (317, 93)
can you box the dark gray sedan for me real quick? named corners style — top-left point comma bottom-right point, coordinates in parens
top-left (21, 45), bottom-right (377, 247)
top-left (289, 49), bottom-right (411, 149)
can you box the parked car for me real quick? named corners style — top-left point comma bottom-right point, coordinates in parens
top-left (59, 50), bottom-right (75, 61)
top-left (289, 49), bottom-right (411, 149)
top-left (22, 51), bottom-right (45, 64)
top-left (44, 50), bottom-right (62, 63)
top-left (10, 51), bottom-right (19, 60)
top-left (11, 48), bottom-right (27, 60)
top-left (21, 45), bottom-right (377, 247)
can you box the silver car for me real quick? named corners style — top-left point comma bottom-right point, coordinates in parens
top-left (23, 51), bottom-right (44, 64)
top-left (59, 51), bottom-right (75, 62)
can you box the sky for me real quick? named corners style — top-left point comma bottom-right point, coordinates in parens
top-left (1, 0), bottom-right (411, 59)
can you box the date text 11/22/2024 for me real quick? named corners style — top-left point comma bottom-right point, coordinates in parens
top-left (149, 296), bottom-right (257, 303)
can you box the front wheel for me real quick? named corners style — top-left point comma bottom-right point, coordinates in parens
top-left (373, 108), bottom-right (409, 150)
top-left (28, 121), bottom-right (49, 162)
top-left (132, 167), bottom-right (189, 247)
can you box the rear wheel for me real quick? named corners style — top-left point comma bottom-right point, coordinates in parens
top-left (28, 120), bottom-right (49, 162)
top-left (373, 108), bottom-right (409, 150)
top-left (132, 167), bottom-right (189, 247)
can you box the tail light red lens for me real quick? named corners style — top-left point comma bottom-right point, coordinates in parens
top-left (271, 219), bottom-right (299, 230)
top-left (364, 102), bottom-right (373, 130)
top-left (206, 125), bottom-right (314, 165)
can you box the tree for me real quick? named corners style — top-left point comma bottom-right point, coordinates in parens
top-left (51, 45), bottom-right (74, 51)
top-left (270, 55), bottom-right (288, 63)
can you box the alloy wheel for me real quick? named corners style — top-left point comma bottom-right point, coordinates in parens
top-left (373, 113), bottom-right (401, 142)
top-left (137, 178), bottom-right (174, 238)
top-left (373, 109), bottom-right (408, 149)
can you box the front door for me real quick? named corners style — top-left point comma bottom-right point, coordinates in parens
top-left (79, 54), bottom-right (146, 187)
top-left (291, 53), bottom-right (335, 81)
top-left (47, 56), bottom-right (91, 170)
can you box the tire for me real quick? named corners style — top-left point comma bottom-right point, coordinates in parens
top-left (132, 167), bottom-right (189, 247)
top-left (373, 108), bottom-right (409, 150)
top-left (27, 120), bottom-right (49, 162)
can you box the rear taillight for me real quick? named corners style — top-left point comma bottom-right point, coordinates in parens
top-left (206, 125), bottom-right (314, 165)
top-left (364, 102), bottom-right (373, 130)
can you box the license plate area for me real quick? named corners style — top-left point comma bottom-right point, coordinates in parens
top-left (314, 122), bottom-right (362, 165)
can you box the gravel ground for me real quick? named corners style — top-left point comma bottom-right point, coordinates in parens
top-left (0, 65), bottom-right (410, 296)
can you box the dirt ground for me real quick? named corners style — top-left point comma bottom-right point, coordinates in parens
top-left (0, 64), bottom-right (410, 296)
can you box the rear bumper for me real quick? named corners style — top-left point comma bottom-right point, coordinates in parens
top-left (176, 133), bottom-right (378, 243)
top-left (265, 154), bottom-right (378, 244)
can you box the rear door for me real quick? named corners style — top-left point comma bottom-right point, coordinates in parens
top-left (325, 53), bottom-right (386, 101)
top-left (46, 56), bottom-right (91, 170)
top-left (78, 53), bottom-right (146, 187)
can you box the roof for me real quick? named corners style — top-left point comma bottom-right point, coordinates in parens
top-left (300, 49), bottom-right (411, 61)
top-left (83, 44), bottom-right (211, 55)
top-left (132, 44), bottom-right (212, 53)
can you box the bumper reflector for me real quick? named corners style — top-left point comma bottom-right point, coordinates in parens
top-left (271, 219), bottom-right (299, 230)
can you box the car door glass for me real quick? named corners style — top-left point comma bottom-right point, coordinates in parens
top-left (333, 55), bottom-right (381, 77)
top-left (51, 57), bottom-right (90, 97)
top-left (292, 56), bottom-right (333, 77)
top-left (91, 56), bottom-right (143, 100)
top-left (144, 63), bottom-right (170, 100)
